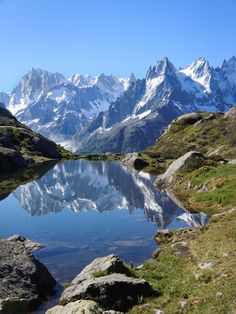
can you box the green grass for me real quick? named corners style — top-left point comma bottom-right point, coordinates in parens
top-left (92, 270), bottom-right (109, 278)
top-left (196, 181), bottom-right (236, 207)
top-left (143, 109), bottom-right (236, 162)
top-left (128, 211), bottom-right (236, 314)
top-left (173, 164), bottom-right (236, 213)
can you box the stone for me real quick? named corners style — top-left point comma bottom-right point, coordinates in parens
top-left (198, 262), bottom-right (212, 270)
top-left (0, 239), bottom-right (56, 313)
top-left (152, 248), bottom-right (161, 259)
top-left (215, 292), bottom-right (223, 298)
top-left (7, 235), bottom-right (45, 252)
top-left (224, 105), bottom-right (236, 120)
top-left (71, 254), bottom-right (130, 285)
top-left (61, 273), bottom-right (154, 312)
top-left (155, 151), bottom-right (205, 187)
top-left (180, 300), bottom-right (189, 309)
top-left (122, 153), bottom-right (149, 170)
top-left (46, 300), bottom-right (104, 314)
top-left (228, 159), bottom-right (236, 165)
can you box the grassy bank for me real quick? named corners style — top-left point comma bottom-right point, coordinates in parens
top-left (128, 209), bottom-right (236, 314)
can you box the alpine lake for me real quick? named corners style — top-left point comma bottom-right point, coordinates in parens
top-left (0, 159), bottom-right (209, 312)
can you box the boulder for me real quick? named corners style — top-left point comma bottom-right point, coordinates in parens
top-left (59, 255), bottom-right (154, 312)
top-left (224, 105), bottom-right (236, 120)
top-left (155, 151), bottom-right (205, 186)
top-left (7, 235), bottom-right (45, 252)
top-left (71, 254), bottom-right (130, 285)
top-left (0, 239), bottom-right (56, 313)
top-left (122, 153), bottom-right (148, 170)
top-left (60, 273), bottom-right (153, 312)
top-left (46, 300), bottom-right (104, 314)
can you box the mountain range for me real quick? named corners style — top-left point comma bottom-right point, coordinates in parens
top-left (1, 56), bottom-right (236, 153)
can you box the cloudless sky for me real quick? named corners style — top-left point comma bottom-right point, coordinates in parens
top-left (0, 0), bottom-right (236, 90)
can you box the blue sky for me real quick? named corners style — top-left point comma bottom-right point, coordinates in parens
top-left (0, 0), bottom-right (235, 90)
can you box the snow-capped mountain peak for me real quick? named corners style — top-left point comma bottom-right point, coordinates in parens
top-left (222, 56), bottom-right (236, 85)
top-left (68, 74), bottom-right (96, 88)
top-left (7, 68), bottom-right (66, 115)
top-left (146, 57), bottom-right (176, 80)
top-left (180, 58), bottom-right (212, 92)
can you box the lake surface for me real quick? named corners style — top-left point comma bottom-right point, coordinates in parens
top-left (0, 160), bottom-right (209, 284)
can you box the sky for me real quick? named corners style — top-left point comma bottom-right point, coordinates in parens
top-left (0, 0), bottom-right (236, 91)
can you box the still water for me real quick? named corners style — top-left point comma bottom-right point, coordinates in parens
top-left (0, 160), bottom-right (208, 283)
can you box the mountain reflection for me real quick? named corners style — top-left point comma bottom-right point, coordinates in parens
top-left (13, 160), bottom-right (209, 228)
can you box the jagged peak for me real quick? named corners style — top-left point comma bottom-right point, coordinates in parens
top-left (129, 72), bottom-right (136, 84)
top-left (146, 57), bottom-right (176, 80)
top-left (222, 56), bottom-right (236, 71)
top-left (182, 57), bottom-right (211, 76)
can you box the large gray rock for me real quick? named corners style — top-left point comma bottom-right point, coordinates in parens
top-left (155, 151), bottom-right (205, 187)
top-left (224, 105), bottom-right (236, 120)
top-left (0, 239), bottom-right (56, 313)
top-left (7, 235), bottom-right (45, 252)
top-left (59, 255), bottom-right (153, 312)
top-left (60, 273), bottom-right (153, 312)
top-left (46, 300), bottom-right (104, 314)
top-left (71, 254), bottom-right (130, 285)
top-left (122, 153), bottom-right (148, 170)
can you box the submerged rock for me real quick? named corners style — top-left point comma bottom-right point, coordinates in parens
top-left (0, 239), bottom-right (56, 313)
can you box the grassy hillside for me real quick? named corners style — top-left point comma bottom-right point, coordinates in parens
top-left (141, 106), bottom-right (236, 174)
top-left (0, 106), bottom-right (76, 172)
top-left (126, 106), bottom-right (236, 313)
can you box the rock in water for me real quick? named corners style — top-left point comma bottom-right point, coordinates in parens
top-left (0, 239), bottom-right (56, 314)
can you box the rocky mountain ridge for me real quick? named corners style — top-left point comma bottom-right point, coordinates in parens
top-left (1, 56), bottom-right (236, 153)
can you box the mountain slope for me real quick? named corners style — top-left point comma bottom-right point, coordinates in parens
top-left (1, 56), bottom-right (236, 154)
top-left (74, 57), bottom-right (236, 154)
top-left (0, 106), bottom-right (75, 172)
top-left (0, 69), bottom-right (132, 144)
top-left (144, 105), bottom-right (236, 162)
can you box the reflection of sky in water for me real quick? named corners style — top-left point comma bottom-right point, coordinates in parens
top-left (0, 160), bottom-right (209, 282)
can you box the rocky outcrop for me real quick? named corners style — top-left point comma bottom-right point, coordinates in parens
top-left (7, 235), bottom-right (45, 252)
top-left (155, 151), bottom-right (205, 187)
top-left (122, 153), bottom-right (149, 170)
top-left (224, 105), bottom-right (236, 120)
top-left (61, 273), bottom-right (153, 312)
top-left (0, 239), bottom-right (56, 313)
top-left (70, 254), bottom-right (130, 285)
top-left (47, 255), bottom-right (153, 313)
